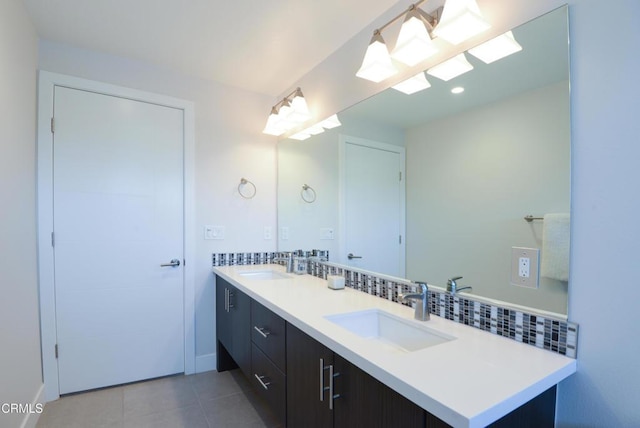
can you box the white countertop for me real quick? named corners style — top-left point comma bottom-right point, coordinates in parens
top-left (213, 264), bottom-right (576, 428)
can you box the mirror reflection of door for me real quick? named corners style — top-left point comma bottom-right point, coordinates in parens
top-left (340, 136), bottom-right (405, 277)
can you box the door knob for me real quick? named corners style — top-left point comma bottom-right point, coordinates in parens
top-left (347, 253), bottom-right (362, 260)
top-left (160, 259), bottom-right (181, 267)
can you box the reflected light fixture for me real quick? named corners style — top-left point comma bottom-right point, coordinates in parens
top-left (432, 0), bottom-right (491, 45)
top-left (390, 5), bottom-right (438, 67)
top-left (289, 114), bottom-right (342, 141)
top-left (319, 114), bottom-right (341, 129)
top-left (262, 87), bottom-right (312, 136)
top-left (468, 30), bottom-right (523, 64)
top-left (392, 72), bottom-right (432, 95)
top-left (426, 53), bottom-right (473, 81)
top-left (356, 31), bottom-right (398, 82)
top-left (451, 86), bottom-right (465, 94)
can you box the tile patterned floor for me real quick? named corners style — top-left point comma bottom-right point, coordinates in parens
top-left (36, 370), bottom-right (281, 428)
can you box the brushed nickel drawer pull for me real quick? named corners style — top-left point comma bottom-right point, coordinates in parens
top-left (254, 374), bottom-right (271, 390)
top-left (253, 326), bottom-right (271, 338)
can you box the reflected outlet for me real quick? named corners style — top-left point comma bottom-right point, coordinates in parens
top-left (510, 247), bottom-right (539, 288)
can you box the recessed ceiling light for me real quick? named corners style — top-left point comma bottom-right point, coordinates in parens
top-left (451, 87), bottom-right (465, 94)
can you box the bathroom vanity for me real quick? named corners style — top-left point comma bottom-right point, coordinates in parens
top-left (214, 264), bottom-right (576, 428)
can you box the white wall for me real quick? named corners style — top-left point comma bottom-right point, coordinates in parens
top-left (38, 40), bottom-right (278, 370)
top-left (0, 1), bottom-right (43, 427)
top-left (287, 0), bottom-right (640, 425)
top-left (406, 81), bottom-right (570, 314)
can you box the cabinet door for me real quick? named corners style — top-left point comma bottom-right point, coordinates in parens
top-left (215, 277), bottom-right (251, 377)
top-left (333, 354), bottom-right (425, 428)
top-left (286, 323), bottom-right (334, 428)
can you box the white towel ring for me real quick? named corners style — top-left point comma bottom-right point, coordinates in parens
top-left (301, 184), bottom-right (316, 203)
top-left (238, 178), bottom-right (257, 199)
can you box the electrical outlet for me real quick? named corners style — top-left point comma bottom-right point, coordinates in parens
top-left (280, 227), bottom-right (289, 241)
top-left (264, 226), bottom-right (272, 240)
top-left (511, 247), bottom-right (539, 288)
top-left (519, 257), bottom-right (530, 278)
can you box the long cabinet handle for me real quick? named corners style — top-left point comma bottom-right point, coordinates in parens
top-left (329, 364), bottom-right (341, 410)
top-left (254, 374), bottom-right (271, 390)
top-left (253, 326), bottom-right (270, 338)
top-left (320, 359), bottom-right (325, 401)
top-left (224, 288), bottom-right (228, 312)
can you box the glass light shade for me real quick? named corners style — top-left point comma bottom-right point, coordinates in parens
top-left (288, 90), bottom-right (312, 123)
top-left (320, 114), bottom-right (341, 129)
top-left (262, 107), bottom-right (286, 136)
top-left (305, 124), bottom-right (325, 135)
top-left (356, 32), bottom-right (398, 82)
top-left (426, 53), bottom-right (473, 81)
top-left (468, 31), bottom-right (522, 64)
top-left (289, 131), bottom-right (311, 141)
top-left (392, 72), bottom-right (432, 95)
top-left (432, 0), bottom-right (490, 45)
top-left (390, 10), bottom-right (438, 67)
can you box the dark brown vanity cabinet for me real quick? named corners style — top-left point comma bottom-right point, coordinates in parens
top-left (215, 277), bottom-right (251, 377)
top-left (286, 323), bottom-right (425, 428)
top-left (250, 301), bottom-right (287, 425)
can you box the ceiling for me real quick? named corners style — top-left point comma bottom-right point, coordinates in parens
top-left (24, 0), bottom-right (400, 97)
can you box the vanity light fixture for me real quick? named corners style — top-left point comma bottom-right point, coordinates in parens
top-left (468, 30), bottom-right (523, 64)
top-left (392, 72), bottom-right (432, 95)
top-left (262, 87), bottom-right (312, 136)
top-left (431, 0), bottom-right (491, 45)
top-left (356, 31), bottom-right (398, 82)
top-left (426, 53), bottom-right (473, 81)
top-left (390, 5), bottom-right (438, 67)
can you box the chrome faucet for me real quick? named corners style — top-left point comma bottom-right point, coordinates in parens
top-left (446, 276), bottom-right (472, 294)
top-left (399, 282), bottom-right (430, 321)
top-left (274, 252), bottom-right (295, 273)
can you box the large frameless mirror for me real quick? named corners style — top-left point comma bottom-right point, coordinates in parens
top-left (277, 6), bottom-right (570, 317)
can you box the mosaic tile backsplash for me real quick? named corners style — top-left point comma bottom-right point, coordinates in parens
top-left (212, 252), bottom-right (578, 358)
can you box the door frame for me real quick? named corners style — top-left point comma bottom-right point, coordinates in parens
top-left (338, 134), bottom-right (406, 277)
top-left (36, 71), bottom-right (196, 401)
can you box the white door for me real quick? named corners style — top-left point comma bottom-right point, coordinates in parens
top-left (53, 86), bottom-right (185, 394)
top-left (341, 137), bottom-right (405, 277)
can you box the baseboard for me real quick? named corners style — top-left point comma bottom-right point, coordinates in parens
top-left (195, 352), bottom-right (216, 373)
top-left (19, 383), bottom-right (44, 428)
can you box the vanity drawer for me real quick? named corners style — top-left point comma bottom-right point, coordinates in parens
top-left (251, 344), bottom-right (286, 425)
top-left (251, 300), bottom-right (286, 372)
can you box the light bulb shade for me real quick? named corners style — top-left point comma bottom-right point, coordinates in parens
top-left (305, 124), bottom-right (325, 135)
top-left (262, 107), bottom-right (286, 136)
top-left (289, 131), bottom-right (311, 141)
top-left (433, 0), bottom-right (490, 45)
top-left (390, 9), bottom-right (438, 67)
top-left (320, 114), bottom-right (341, 129)
top-left (468, 30), bottom-right (522, 64)
top-left (426, 53), bottom-right (473, 81)
top-left (392, 72), bottom-right (432, 95)
top-left (288, 89), bottom-right (312, 123)
top-left (356, 32), bottom-right (398, 82)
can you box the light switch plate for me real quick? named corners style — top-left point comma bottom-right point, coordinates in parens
top-left (510, 247), bottom-right (539, 288)
top-left (204, 225), bottom-right (225, 240)
top-left (320, 228), bottom-right (334, 240)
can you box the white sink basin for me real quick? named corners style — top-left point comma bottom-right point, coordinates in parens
top-left (237, 270), bottom-right (291, 280)
top-left (325, 309), bottom-right (454, 353)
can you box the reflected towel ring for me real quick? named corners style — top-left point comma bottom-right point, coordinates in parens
top-left (301, 184), bottom-right (316, 203)
top-left (238, 178), bottom-right (257, 199)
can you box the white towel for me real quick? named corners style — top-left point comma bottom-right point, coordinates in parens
top-left (541, 213), bottom-right (570, 281)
